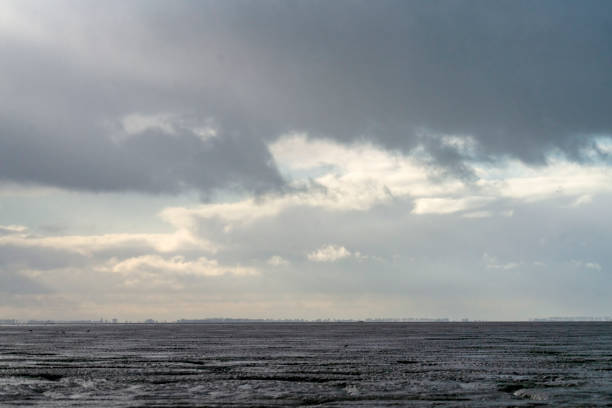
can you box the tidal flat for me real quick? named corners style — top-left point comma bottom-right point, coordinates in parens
top-left (0, 322), bottom-right (610, 406)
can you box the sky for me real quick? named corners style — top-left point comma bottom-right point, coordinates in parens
top-left (1, 0), bottom-right (611, 321)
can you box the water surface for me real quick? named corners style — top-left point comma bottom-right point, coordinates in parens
top-left (0, 322), bottom-right (610, 406)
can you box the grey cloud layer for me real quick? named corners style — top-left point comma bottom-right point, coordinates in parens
top-left (1, 0), bottom-right (611, 194)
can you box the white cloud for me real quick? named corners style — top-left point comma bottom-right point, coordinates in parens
top-left (109, 255), bottom-right (256, 277)
top-left (461, 211), bottom-right (493, 219)
top-left (159, 134), bottom-right (466, 230)
top-left (412, 197), bottom-right (493, 215)
top-left (267, 255), bottom-right (289, 266)
top-left (191, 124), bottom-right (218, 142)
top-left (122, 113), bottom-right (177, 136)
top-left (482, 253), bottom-right (520, 270)
top-left (158, 134), bottom-right (612, 238)
top-left (308, 245), bottom-right (351, 262)
top-left (270, 133), bottom-right (465, 205)
top-left (161, 198), bottom-right (289, 229)
top-left (93, 255), bottom-right (257, 289)
top-left (0, 229), bottom-right (215, 255)
top-left (439, 134), bottom-right (478, 157)
top-left (0, 224), bottom-right (28, 235)
top-left (118, 113), bottom-right (219, 143)
top-left (585, 262), bottom-right (602, 271)
top-left (477, 159), bottom-right (612, 202)
top-left (570, 194), bottom-right (593, 207)
top-left (571, 260), bottom-right (602, 271)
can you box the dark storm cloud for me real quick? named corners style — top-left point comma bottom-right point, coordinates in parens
top-left (0, 114), bottom-right (283, 195)
top-left (1, 0), bottom-right (611, 194)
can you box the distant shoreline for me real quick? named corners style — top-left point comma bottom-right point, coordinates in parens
top-left (1, 317), bottom-right (611, 325)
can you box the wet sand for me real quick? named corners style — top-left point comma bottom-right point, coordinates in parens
top-left (0, 322), bottom-right (611, 406)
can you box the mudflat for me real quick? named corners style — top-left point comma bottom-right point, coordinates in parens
top-left (0, 322), bottom-right (610, 406)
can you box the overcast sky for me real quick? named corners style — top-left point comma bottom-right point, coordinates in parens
top-left (1, 0), bottom-right (611, 320)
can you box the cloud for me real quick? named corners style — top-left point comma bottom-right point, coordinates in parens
top-left (585, 262), bottom-right (602, 271)
top-left (461, 211), bottom-right (493, 219)
top-left (0, 269), bottom-right (50, 294)
top-left (0, 224), bottom-right (28, 235)
top-left (1, 1), bottom-right (612, 320)
top-left (121, 113), bottom-right (178, 137)
top-left (412, 197), bottom-right (493, 215)
top-left (482, 253), bottom-right (520, 270)
top-left (571, 260), bottom-right (603, 271)
top-left (107, 254), bottom-right (257, 283)
top-left (0, 230), bottom-right (215, 255)
top-left (267, 256), bottom-right (289, 267)
top-left (119, 113), bottom-right (218, 142)
top-left (2, 192), bottom-right (612, 319)
top-left (308, 245), bottom-right (352, 262)
top-left (570, 195), bottom-right (593, 208)
top-left (1, 1), bottom-right (611, 196)
top-left (158, 134), bottom-right (612, 238)
top-left (0, 113), bottom-right (284, 196)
